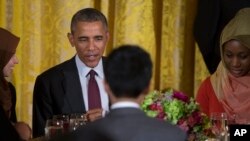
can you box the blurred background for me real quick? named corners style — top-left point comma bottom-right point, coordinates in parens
top-left (0, 0), bottom-right (209, 127)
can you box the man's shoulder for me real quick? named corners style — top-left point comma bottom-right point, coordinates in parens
top-left (79, 115), bottom-right (186, 140)
top-left (145, 116), bottom-right (184, 132)
top-left (140, 117), bottom-right (187, 140)
top-left (37, 57), bottom-right (75, 78)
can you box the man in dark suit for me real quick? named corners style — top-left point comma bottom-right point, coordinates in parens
top-left (32, 8), bottom-right (110, 137)
top-left (55, 45), bottom-right (187, 141)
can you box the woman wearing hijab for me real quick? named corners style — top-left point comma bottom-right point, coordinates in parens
top-left (196, 8), bottom-right (250, 124)
top-left (0, 28), bottom-right (31, 140)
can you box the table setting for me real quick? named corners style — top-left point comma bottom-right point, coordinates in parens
top-left (45, 113), bottom-right (88, 139)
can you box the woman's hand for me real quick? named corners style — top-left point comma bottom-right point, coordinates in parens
top-left (14, 121), bottom-right (32, 141)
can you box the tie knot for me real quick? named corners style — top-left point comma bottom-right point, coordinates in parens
top-left (89, 70), bottom-right (97, 78)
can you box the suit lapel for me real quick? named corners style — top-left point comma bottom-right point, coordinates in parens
top-left (62, 57), bottom-right (86, 113)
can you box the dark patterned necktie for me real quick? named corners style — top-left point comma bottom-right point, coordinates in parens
top-left (87, 70), bottom-right (101, 109)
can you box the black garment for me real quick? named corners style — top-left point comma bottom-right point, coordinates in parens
top-left (0, 106), bottom-right (20, 141)
top-left (194, 0), bottom-right (250, 74)
top-left (9, 82), bottom-right (17, 122)
top-left (0, 82), bottom-right (19, 140)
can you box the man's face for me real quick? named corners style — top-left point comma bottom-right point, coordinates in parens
top-left (68, 21), bottom-right (109, 68)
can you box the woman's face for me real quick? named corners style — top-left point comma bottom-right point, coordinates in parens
top-left (3, 54), bottom-right (19, 77)
top-left (223, 40), bottom-right (250, 77)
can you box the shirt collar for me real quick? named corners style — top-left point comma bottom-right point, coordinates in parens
top-left (111, 101), bottom-right (140, 109)
top-left (75, 55), bottom-right (104, 78)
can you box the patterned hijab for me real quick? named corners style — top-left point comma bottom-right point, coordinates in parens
top-left (211, 8), bottom-right (250, 123)
top-left (0, 28), bottom-right (20, 117)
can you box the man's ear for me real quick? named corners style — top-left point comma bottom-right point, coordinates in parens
top-left (67, 33), bottom-right (75, 47)
top-left (106, 31), bottom-right (110, 41)
top-left (137, 84), bottom-right (150, 104)
top-left (142, 85), bottom-right (150, 96)
top-left (104, 31), bottom-right (110, 48)
top-left (142, 81), bottom-right (151, 96)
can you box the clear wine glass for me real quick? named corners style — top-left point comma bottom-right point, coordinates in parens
top-left (76, 113), bottom-right (87, 126)
top-left (45, 119), bottom-right (64, 139)
top-left (211, 113), bottom-right (235, 141)
top-left (53, 114), bottom-right (70, 133)
top-left (69, 113), bottom-right (87, 131)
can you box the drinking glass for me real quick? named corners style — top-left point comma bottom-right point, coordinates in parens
top-left (53, 114), bottom-right (70, 133)
top-left (211, 113), bottom-right (235, 141)
top-left (45, 119), bottom-right (64, 139)
top-left (69, 113), bottom-right (87, 131)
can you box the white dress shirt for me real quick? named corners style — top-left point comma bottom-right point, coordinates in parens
top-left (75, 55), bottom-right (109, 112)
top-left (111, 101), bottom-right (140, 109)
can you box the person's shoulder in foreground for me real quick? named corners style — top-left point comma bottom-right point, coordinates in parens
top-left (70, 112), bottom-right (187, 141)
top-left (50, 44), bottom-right (187, 141)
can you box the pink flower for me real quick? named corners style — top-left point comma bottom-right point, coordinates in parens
top-left (156, 112), bottom-right (166, 119)
top-left (141, 88), bottom-right (213, 140)
top-left (178, 120), bottom-right (189, 132)
top-left (172, 91), bottom-right (189, 103)
top-left (177, 118), bottom-right (186, 125)
top-left (192, 111), bottom-right (202, 124)
top-left (187, 115), bottom-right (196, 127)
top-left (149, 103), bottom-right (158, 110)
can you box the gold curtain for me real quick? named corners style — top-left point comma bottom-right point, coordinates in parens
top-left (0, 0), bottom-right (209, 127)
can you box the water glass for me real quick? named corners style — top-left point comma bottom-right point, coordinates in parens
top-left (69, 113), bottom-right (87, 131)
top-left (211, 113), bottom-right (235, 141)
top-left (45, 119), bottom-right (64, 139)
top-left (53, 114), bottom-right (70, 133)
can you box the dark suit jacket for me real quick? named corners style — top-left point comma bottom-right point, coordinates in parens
top-left (32, 56), bottom-right (106, 138)
top-left (54, 108), bottom-right (187, 141)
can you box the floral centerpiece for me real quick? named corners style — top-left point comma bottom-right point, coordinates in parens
top-left (141, 88), bottom-right (213, 141)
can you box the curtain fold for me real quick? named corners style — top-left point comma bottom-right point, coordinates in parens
top-left (0, 0), bottom-right (209, 127)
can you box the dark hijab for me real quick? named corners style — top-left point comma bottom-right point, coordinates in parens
top-left (0, 28), bottom-right (20, 140)
top-left (0, 28), bottom-right (20, 118)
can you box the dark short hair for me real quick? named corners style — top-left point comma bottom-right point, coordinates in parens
top-left (70, 8), bottom-right (108, 34)
top-left (104, 45), bottom-right (153, 98)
